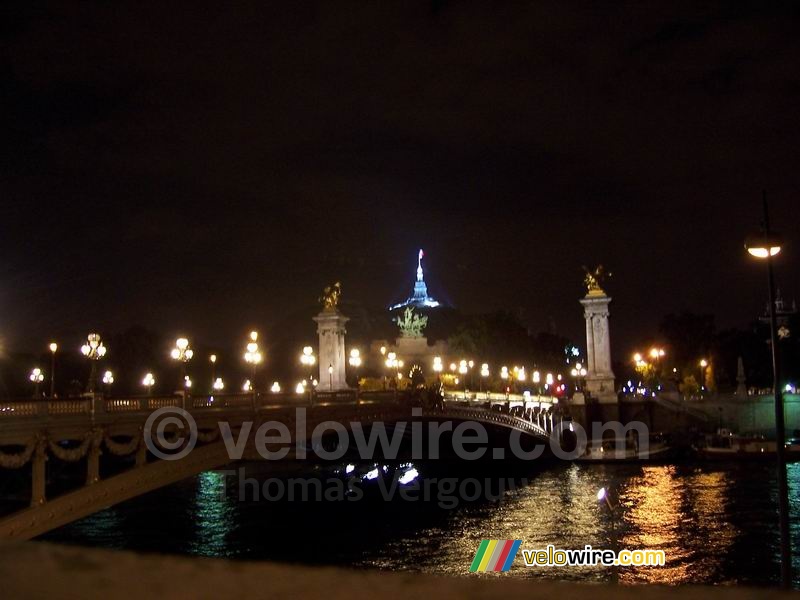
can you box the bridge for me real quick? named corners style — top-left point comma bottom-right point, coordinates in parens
top-left (0, 389), bottom-right (563, 540)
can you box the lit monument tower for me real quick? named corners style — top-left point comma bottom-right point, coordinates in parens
top-left (389, 249), bottom-right (440, 310)
top-left (314, 282), bottom-right (349, 391)
top-left (579, 266), bottom-right (616, 403)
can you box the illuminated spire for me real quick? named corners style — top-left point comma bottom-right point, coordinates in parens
top-left (390, 248), bottom-right (440, 310)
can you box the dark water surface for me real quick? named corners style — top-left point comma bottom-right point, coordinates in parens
top-left (40, 460), bottom-right (800, 587)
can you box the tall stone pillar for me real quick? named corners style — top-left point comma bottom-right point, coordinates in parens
top-left (313, 308), bottom-right (349, 391)
top-left (580, 292), bottom-right (616, 403)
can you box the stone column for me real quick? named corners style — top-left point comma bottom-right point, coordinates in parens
top-left (31, 436), bottom-right (47, 507)
top-left (580, 292), bottom-right (616, 404)
top-left (313, 308), bottom-right (349, 391)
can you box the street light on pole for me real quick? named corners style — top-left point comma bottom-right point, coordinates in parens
top-left (699, 359), bottom-right (709, 392)
top-left (102, 370), bottom-right (114, 395)
top-left (348, 349), bottom-right (362, 392)
top-left (745, 194), bottom-right (790, 587)
top-left (142, 372), bottom-right (155, 396)
top-left (48, 342), bottom-right (58, 397)
top-left (480, 363), bottom-right (489, 395)
top-left (80, 333), bottom-right (106, 393)
top-left (209, 354), bottom-right (217, 391)
top-left (29, 367), bottom-right (44, 398)
top-left (170, 337), bottom-right (193, 390)
top-left (244, 331), bottom-right (263, 392)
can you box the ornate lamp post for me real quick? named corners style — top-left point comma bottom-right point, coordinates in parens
top-left (458, 359), bottom-right (468, 394)
top-left (699, 359), bottom-right (709, 392)
top-left (300, 345), bottom-right (316, 383)
top-left (170, 337), bottom-right (194, 390)
top-left (29, 367), bottom-right (44, 398)
top-left (213, 377), bottom-right (225, 392)
top-left (570, 363), bottom-right (587, 392)
top-left (385, 352), bottom-right (402, 388)
top-left (48, 342), bottom-right (58, 397)
top-left (102, 370), bottom-right (114, 395)
top-left (480, 363), bottom-right (490, 395)
top-left (142, 372), bottom-right (155, 396)
top-left (209, 354), bottom-right (217, 391)
top-left (433, 356), bottom-right (443, 387)
top-left (80, 333), bottom-right (106, 393)
top-left (244, 331), bottom-right (263, 391)
top-left (500, 366), bottom-right (509, 399)
top-left (348, 349), bottom-right (362, 392)
top-left (745, 195), bottom-right (790, 587)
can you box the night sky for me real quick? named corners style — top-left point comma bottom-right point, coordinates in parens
top-left (1, 2), bottom-right (798, 358)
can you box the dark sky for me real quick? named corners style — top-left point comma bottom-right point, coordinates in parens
top-left (1, 2), bottom-right (798, 358)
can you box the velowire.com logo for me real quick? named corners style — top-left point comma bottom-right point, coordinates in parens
top-left (470, 539), bottom-right (522, 573)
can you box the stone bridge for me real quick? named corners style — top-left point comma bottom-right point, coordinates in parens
top-left (0, 389), bottom-right (562, 540)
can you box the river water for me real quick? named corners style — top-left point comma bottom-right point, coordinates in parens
top-left (40, 459), bottom-right (800, 587)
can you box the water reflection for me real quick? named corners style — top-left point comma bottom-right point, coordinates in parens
top-left (41, 460), bottom-right (800, 587)
top-left (188, 471), bottom-right (238, 558)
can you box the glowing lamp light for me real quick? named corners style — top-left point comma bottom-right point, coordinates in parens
top-left (270, 381), bottom-right (281, 393)
top-left (433, 356), bottom-right (443, 372)
top-left (29, 368), bottom-right (44, 383)
top-left (81, 333), bottom-right (106, 360)
top-left (212, 377), bottom-right (224, 391)
top-left (597, 487), bottom-right (607, 502)
top-left (533, 370), bottom-right (541, 384)
top-left (348, 348), bottom-right (362, 367)
top-left (480, 363), bottom-right (489, 377)
top-left (745, 232), bottom-right (782, 258)
top-left (49, 342), bottom-right (58, 353)
top-left (242, 379), bottom-right (252, 392)
top-left (102, 370), bottom-right (114, 385)
top-left (295, 382), bottom-right (305, 394)
top-left (142, 373), bottom-right (155, 388)
top-left (300, 346), bottom-right (316, 366)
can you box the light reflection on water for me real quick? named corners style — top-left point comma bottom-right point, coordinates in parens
top-left (41, 461), bottom-right (800, 587)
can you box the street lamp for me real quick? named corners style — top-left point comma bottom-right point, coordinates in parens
top-left (458, 359), bottom-right (468, 394)
top-left (270, 381), bottom-right (281, 393)
top-left (480, 363), bottom-right (489, 394)
top-left (170, 337), bottom-right (194, 389)
top-left (300, 345), bottom-right (316, 388)
top-left (385, 352), bottom-right (403, 389)
top-left (48, 342), bottom-right (58, 397)
top-left (142, 372), bottom-right (155, 396)
top-left (212, 377), bottom-right (225, 392)
top-left (349, 349), bottom-right (362, 390)
top-left (433, 356), bottom-right (443, 379)
top-left (209, 354), bottom-right (217, 390)
top-left (80, 333), bottom-right (107, 393)
top-left (102, 370), bottom-right (114, 394)
top-left (29, 367), bottom-right (44, 397)
top-left (244, 331), bottom-right (263, 391)
top-left (699, 359), bottom-right (709, 391)
top-left (745, 194), bottom-right (790, 587)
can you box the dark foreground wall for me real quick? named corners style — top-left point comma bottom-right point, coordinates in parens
top-left (0, 541), bottom-right (793, 599)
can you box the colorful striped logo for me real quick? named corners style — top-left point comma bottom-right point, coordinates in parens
top-left (470, 539), bottom-right (522, 572)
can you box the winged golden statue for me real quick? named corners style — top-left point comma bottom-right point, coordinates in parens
top-left (582, 265), bottom-right (611, 296)
top-left (319, 281), bottom-right (342, 310)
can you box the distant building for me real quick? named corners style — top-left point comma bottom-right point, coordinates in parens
top-left (389, 249), bottom-right (441, 310)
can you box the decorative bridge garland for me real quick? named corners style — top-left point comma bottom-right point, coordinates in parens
top-left (0, 437), bottom-right (38, 469)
